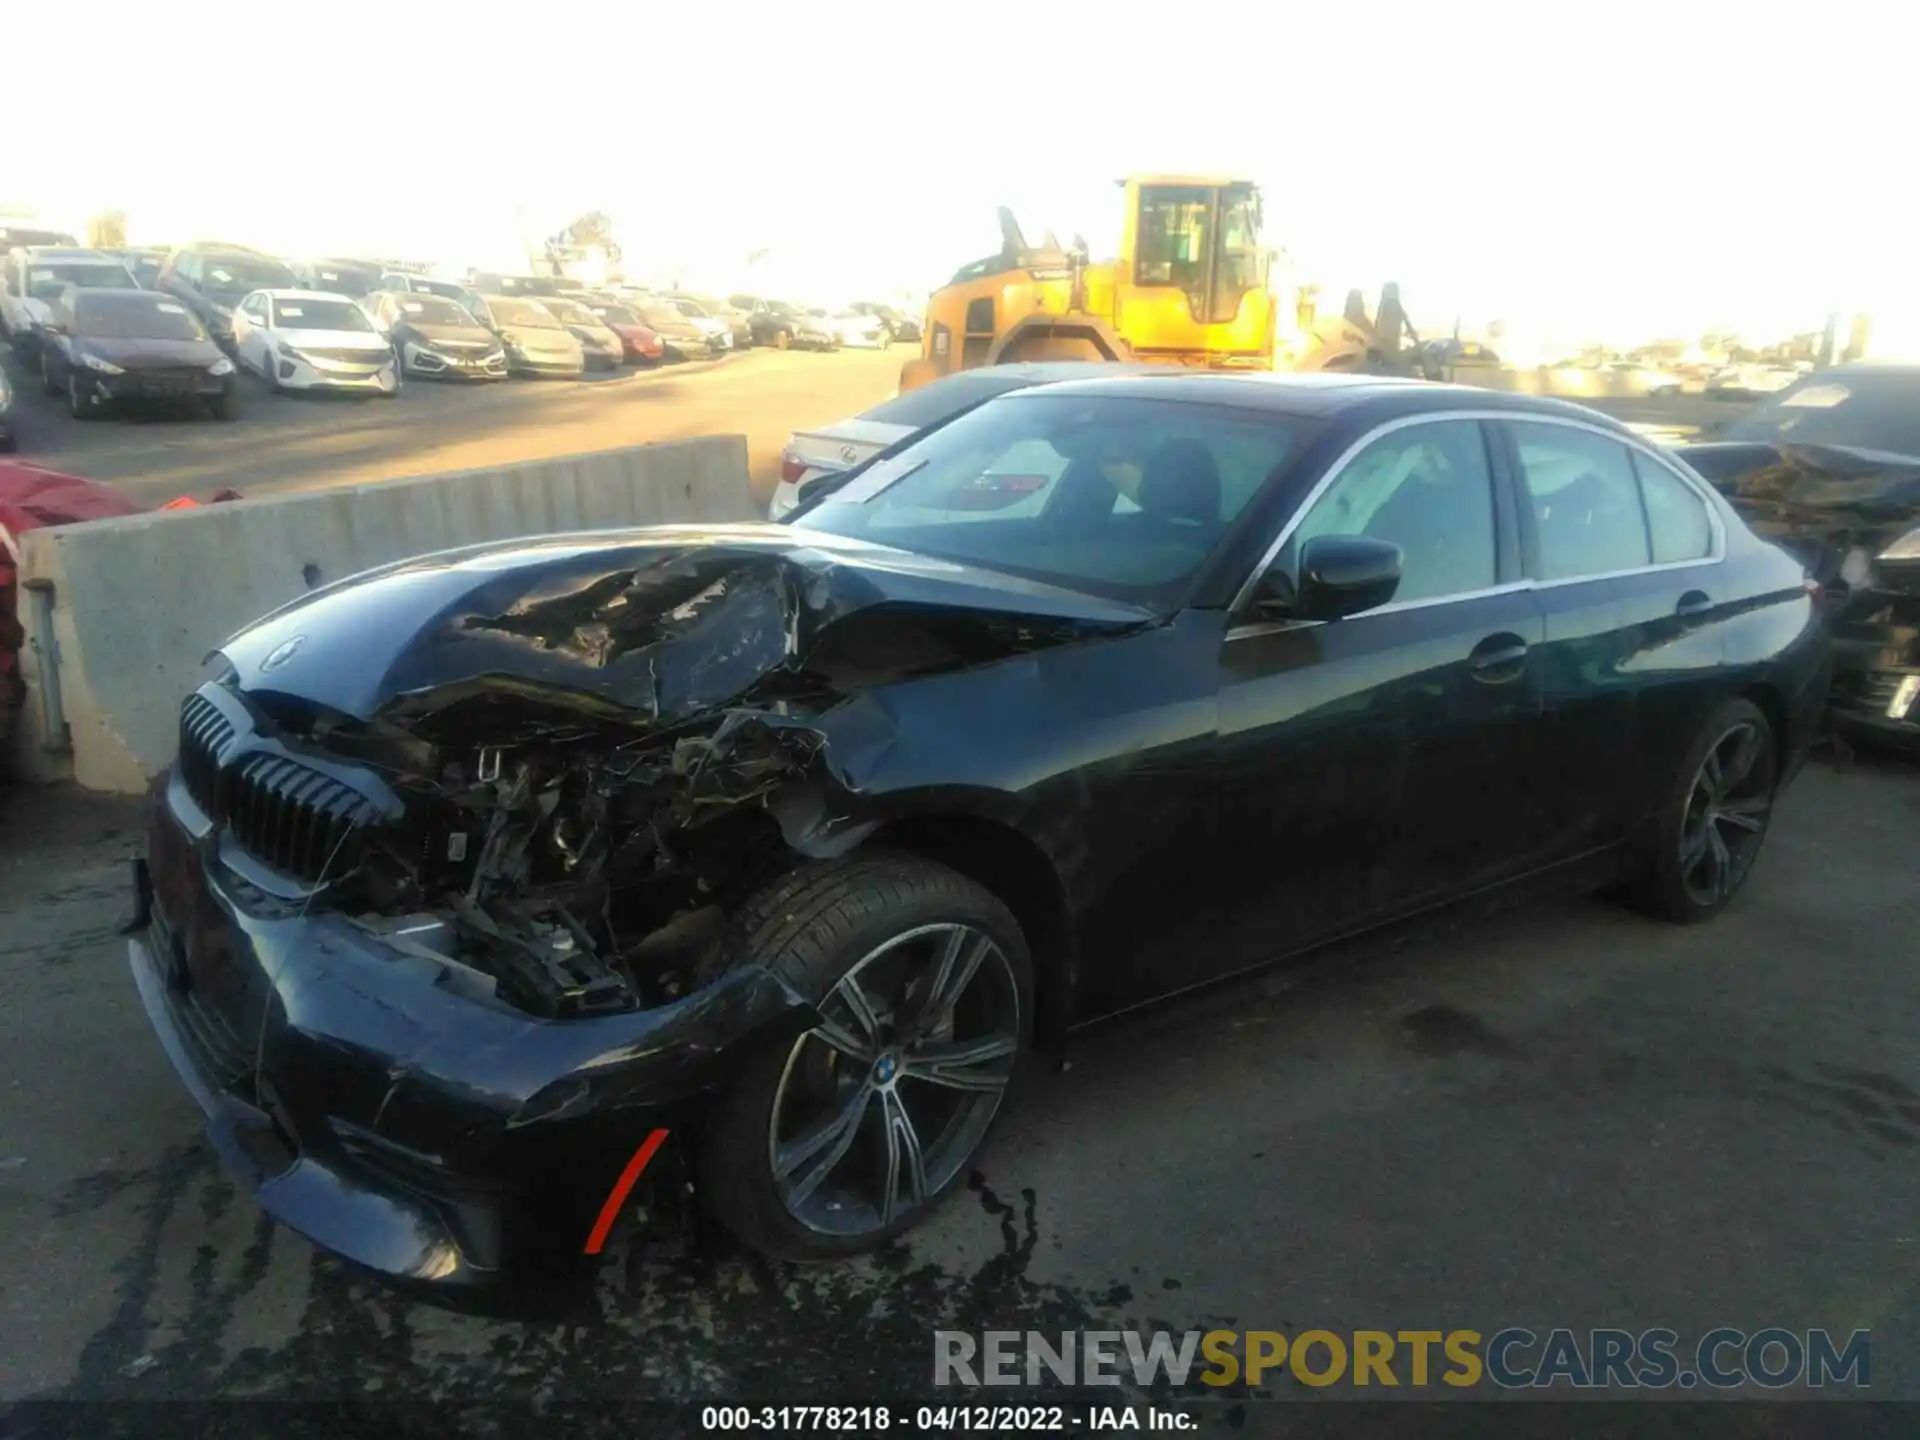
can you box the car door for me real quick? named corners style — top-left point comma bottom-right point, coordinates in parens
top-left (1207, 415), bottom-right (1545, 971)
top-left (1498, 417), bottom-right (1732, 855)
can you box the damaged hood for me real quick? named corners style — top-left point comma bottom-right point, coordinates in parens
top-left (217, 523), bottom-right (1154, 723)
top-left (1677, 441), bottom-right (1920, 561)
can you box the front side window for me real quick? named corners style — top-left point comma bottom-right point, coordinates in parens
top-left (794, 395), bottom-right (1301, 607)
top-left (1287, 420), bottom-right (1498, 605)
top-left (1511, 423), bottom-right (1650, 581)
top-left (1633, 451), bottom-right (1714, 564)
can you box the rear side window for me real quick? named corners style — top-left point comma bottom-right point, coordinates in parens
top-left (1511, 423), bottom-right (1650, 581)
top-left (1632, 451), bottom-right (1713, 563)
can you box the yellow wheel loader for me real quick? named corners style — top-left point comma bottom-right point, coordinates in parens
top-left (900, 176), bottom-right (1278, 392)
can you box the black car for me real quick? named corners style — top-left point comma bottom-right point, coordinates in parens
top-left (728, 294), bottom-right (809, 349)
top-left (129, 375), bottom-right (1826, 1296)
top-left (40, 287), bottom-right (238, 420)
top-left (364, 290), bottom-right (509, 381)
top-left (1679, 363), bottom-right (1920, 749)
top-left (156, 243), bottom-right (297, 350)
top-left (0, 363), bottom-right (15, 450)
top-left (850, 300), bottom-right (921, 345)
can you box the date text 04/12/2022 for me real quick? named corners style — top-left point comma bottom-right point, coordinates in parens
top-left (698, 1405), bottom-right (1195, 1431)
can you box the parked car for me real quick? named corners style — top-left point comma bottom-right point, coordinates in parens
top-left (364, 291), bottom-right (508, 382)
top-left (129, 374), bottom-right (1824, 1293)
top-left (635, 302), bottom-right (714, 361)
top-left (827, 308), bottom-right (886, 349)
top-left (0, 225), bottom-right (77, 249)
top-left (660, 296), bottom-right (733, 351)
top-left (728, 295), bottom-right (811, 349)
top-left (0, 365), bottom-right (14, 451)
top-left (536, 296), bottom-right (625, 371)
top-left (770, 362), bottom-right (1170, 519)
top-left (156, 244), bottom-right (298, 351)
top-left (1679, 364), bottom-right (1920, 749)
top-left (1706, 363), bottom-right (1798, 399)
top-left (469, 273), bottom-right (572, 300)
top-left (38, 287), bottom-right (238, 421)
top-left (1609, 360), bottom-right (1684, 398)
top-left (289, 258), bottom-right (382, 301)
top-left (792, 309), bottom-right (842, 351)
top-left (378, 273), bottom-right (481, 307)
top-left (1, 248), bottom-right (140, 361)
top-left (465, 294), bottom-right (586, 378)
top-left (666, 293), bottom-right (750, 350)
top-left (108, 247), bottom-right (171, 289)
top-left (849, 301), bottom-right (920, 345)
top-left (230, 289), bottom-right (398, 396)
top-left (582, 299), bottom-right (665, 364)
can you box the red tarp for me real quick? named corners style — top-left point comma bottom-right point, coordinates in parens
top-left (0, 462), bottom-right (147, 709)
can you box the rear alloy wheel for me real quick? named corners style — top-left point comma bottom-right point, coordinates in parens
top-left (1626, 698), bottom-right (1776, 923)
top-left (700, 853), bottom-right (1031, 1259)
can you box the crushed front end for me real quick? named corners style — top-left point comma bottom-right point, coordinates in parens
top-left (127, 527), bottom-right (1148, 1289)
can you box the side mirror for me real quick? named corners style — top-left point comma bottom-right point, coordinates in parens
top-left (1255, 534), bottom-right (1403, 622)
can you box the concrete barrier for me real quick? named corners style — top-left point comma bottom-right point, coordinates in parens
top-left (12, 434), bottom-right (755, 792)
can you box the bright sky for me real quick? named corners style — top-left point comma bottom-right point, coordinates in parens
top-left (8, 2), bottom-right (1902, 346)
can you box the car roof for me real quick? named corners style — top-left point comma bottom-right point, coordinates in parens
top-left (16, 248), bottom-right (125, 264)
top-left (1005, 370), bottom-right (1637, 427)
top-left (256, 288), bottom-right (364, 302)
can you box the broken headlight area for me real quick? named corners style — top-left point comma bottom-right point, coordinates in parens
top-left (312, 703), bottom-right (833, 1020)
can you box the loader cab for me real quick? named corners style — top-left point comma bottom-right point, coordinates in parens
top-left (1118, 177), bottom-right (1268, 329)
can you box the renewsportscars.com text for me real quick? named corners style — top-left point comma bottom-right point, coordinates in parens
top-left (934, 1327), bottom-right (1870, 1390)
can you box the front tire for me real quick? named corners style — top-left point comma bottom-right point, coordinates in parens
top-left (700, 852), bottom-right (1032, 1260)
top-left (1624, 698), bottom-right (1777, 924)
top-left (67, 374), bottom-right (91, 420)
top-left (206, 390), bottom-right (239, 421)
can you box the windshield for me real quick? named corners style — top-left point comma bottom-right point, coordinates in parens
top-left (793, 394), bottom-right (1302, 606)
top-left (27, 263), bottom-right (138, 301)
top-left (542, 298), bottom-right (595, 326)
top-left (858, 370), bottom-right (1054, 428)
top-left (640, 305), bottom-right (685, 328)
top-left (271, 297), bottom-right (375, 332)
top-left (203, 255), bottom-right (296, 301)
top-left (673, 299), bottom-right (710, 318)
top-left (1134, 183), bottom-right (1263, 324)
top-left (395, 295), bottom-right (475, 327)
top-left (592, 304), bottom-right (639, 325)
top-left (75, 293), bottom-right (207, 341)
top-left (308, 265), bottom-right (376, 297)
top-left (1721, 372), bottom-right (1920, 458)
top-left (490, 297), bottom-right (561, 328)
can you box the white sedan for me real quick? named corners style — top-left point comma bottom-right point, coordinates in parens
top-left (230, 289), bottom-right (398, 395)
top-left (829, 309), bottom-right (888, 348)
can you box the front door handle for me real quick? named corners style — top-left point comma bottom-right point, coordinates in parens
top-left (1468, 632), bottom-right (1530, 684)
top-left (1675, 590), bottom-right (1713, 624)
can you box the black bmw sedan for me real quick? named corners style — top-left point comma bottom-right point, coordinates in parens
top-left (128, 374), bottom-right (1827, 1293)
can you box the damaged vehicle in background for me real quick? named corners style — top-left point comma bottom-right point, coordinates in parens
top-left (364, 291), bottom-right (509, 382)
top-left (129, 375), bottom-right (1826, 1296)
top-left (39, 287), bottom-right (239, 420)
top-left (1680, 363), bottom-right (1920, 749)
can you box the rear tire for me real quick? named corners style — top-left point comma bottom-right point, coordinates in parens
top-left (699, 851), bottom-right (1032, 1261)
top-left (1623, 698), bottom-right (1777, 924)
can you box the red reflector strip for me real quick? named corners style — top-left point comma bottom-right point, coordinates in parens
top-left (583, 1128), bottom-right (670, 1255)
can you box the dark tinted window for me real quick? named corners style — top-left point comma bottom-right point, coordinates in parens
top-left (795, 395), bottom-right (1300, 607)
top-left (1290, 419), bottom-right (1497, 604)
top-left (309, 265), bottom-right (376, 297)
top-left (202, 253), bottom-right (296, 302)
top-left (1512, 423), bottom-right (1650, 580)
top-left (391, 295), bottom-right (475, 327)
top-left (26, 262), bottom-right (137, 299)
top-left (75, 292), bottom-right (207, 341)
top-left (1721, 370), bottom-right (1920, 458)
top-left (1632, 451), bottom-right (1713, 563)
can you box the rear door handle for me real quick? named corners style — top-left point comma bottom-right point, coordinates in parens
top-left (1468, 632), bottom-right (1530, 684)
top-left (1675, 590), bottom-right (1714, 624)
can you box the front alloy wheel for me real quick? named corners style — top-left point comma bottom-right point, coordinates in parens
top-left (700, 853), bottom-right (1032, 1260)
top-left (769, 922), bottom-right (1020, 1237)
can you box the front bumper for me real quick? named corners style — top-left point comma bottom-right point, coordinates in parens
top-left (508, 353), bottom-right (585, 377)
top-left (404, 346), bottom-right (508, 381)
top-left (664, 340), bottom-right (712, 360)
top-left (73, 368), bottom-right (233, 408)
top-left (131, 771), bottom-right (817, 1292)
top-left (277, 355), bottom-right (398, 393)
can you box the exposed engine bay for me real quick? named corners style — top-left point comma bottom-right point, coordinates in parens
top-left (201, 531), bottom-right (1156, 1019)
